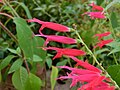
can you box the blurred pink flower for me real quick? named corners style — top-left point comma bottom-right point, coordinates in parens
top-left (28, 18), bottom-right (70, 33)
top-left (84, 12), bottom-right (106, 19)
top-left (43, 47), bottom-right (86, 60)
top-left (89, 2), bottom-right (104, 11)
top-left (94, 32), bottom-right (111, 40)
top-left (35, 34), bottom-right (77, 46)
top-left (94, 39), bottom-right (113, 48)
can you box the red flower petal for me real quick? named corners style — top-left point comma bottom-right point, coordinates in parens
top-left (44, 47), bottom-right (86, 60)
top-left (28, 18), bottom-right (70, 32)
top-left (36, 34), bottom-right (77, 46)
top-left (89, 2), bottom-right (104, 11)
top-left (84, 12), bottom-right (106, 19)
top-left (94, 39), bottom-right (113, 48)
top-left (69, 56), bottom-right (102, 73)
top-left (94, 32), bottom-right (111, 40)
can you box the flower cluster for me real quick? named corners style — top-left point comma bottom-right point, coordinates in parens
top-left (94, 32), bottom-right (113, 48)
top-left (83, 2), bottom-right (105, 19)
top-left (28, 12), bottom-right (114, 89)
top-left (58, 56), bottom-right (115, 90)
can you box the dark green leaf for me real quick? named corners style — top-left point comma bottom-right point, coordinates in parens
top-left (0, 55), bottom-right (15, 71)
top-left (14, 17), bottom-right (33, 59)
top-left (24, 73), bottom-right (42, 90)
top-left (107, 65), bottom-right (120, 87)
top-left (12, 66), bottom-right (28, 90)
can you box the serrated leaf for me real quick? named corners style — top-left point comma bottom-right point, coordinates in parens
top-left (51, 66), bottom-right (58, 90)
top-left (0, 55), bottom-right (15, 71)
top-left (33, 55), bottom-right (43, 62)
top-left (107, 65), bottom-right (120, 87)
top-left (12, 66), bottom-right (28, 90)
top-left (24, 73), bottom-right (42, 90)
top-left (8, 58), bottom-right (23, 74)
top-left (14, 17), bottom-right (33, 59)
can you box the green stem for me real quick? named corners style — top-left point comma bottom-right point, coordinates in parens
top-left (75, 29), bottom-right (119, 89)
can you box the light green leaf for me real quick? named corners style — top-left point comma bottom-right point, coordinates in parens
top-left (12, 66), bottom-right (28, 90)
top-left (8, 58), bottom-right (23, 74)
top-left (14, 17), bottom-right (33, 59)
top-left (24, 73), bottom-right (42, 90)
top-left (95, 48), bottom-right (109, 55)
top-left (46, 58), bottom-right (52, 69)
top-left (0, 55), bottom-right (15, 71)
top-left (51, 66), bottom-right (58, 90)
top-left (33, 55), bottom-right (43, 62)
top-left (7, 48), bottom-right (17, 54)
top-left (107, 65), bottom-right (120, 87)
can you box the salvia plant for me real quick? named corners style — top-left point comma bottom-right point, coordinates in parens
top-left (0, 0), bottom-right (120, 90)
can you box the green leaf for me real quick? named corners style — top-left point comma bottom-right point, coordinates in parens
top-left (8, 58), bottom-right (23, 74)
top-left (14, 17), bottom-right (33, 59)
top-left (95, 48), bottom-right (109, 55)
top-left (46, 58), bottom-right (52, 69)
top-left (96, 0), bottom-right (104, 5)
top-left (19, 3), bottom-right (32, 19)
top-left (12, 66), bottom-right (28, 90)
top-left (107, 65), bottom-right (120, 87)
top-left (51, 66), bottom-right (58, 90)
top-left (56, 60), bottom-right (68, 66)
top-left (32, 36), bottom-right (46, 60)
top-left (110, 12), bottom-right (118, 29)
top-left (7, 48), bottom-right (17, 54)
top-left (24, 73), bottom-right (42, 90)
top-left (0, 55), bottom-right (15, 71)
top-left (33, 55), bottom-right (43, 62)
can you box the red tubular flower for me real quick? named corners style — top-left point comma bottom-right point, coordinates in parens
top-left (44, 47), bottom-right (86, 60)
top-left (69, 56), bottom-right (102, 73)
top-left (89, 2), bottom-right (104, 11)
top-left (94, 32), bottom-right (111, 40)
top-left (27, 18), bottom-right (70, 33)
top-left (35, 34), bottom-right (77, 46)
top-left (84, 12), bottom-right (106, 19)
top-left (94, 39), bottom-right (113, 48)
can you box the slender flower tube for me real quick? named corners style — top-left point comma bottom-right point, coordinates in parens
top-left (84, 12), bottom-right (106, 19)
top-left (43, 47), bottom-right (86, 60)
top-left (27, 18), bottom-right (70, 33)
top-left (69, 56), bottom-right (102, 73)
top-left (35, 34), bottom-right (77, 46)
top-left (94, 39), bottom-right (113, 48)
top-left (89, 2), bottom-right (104, 11)
top-left (94, 32), bottom-right (111, 40)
